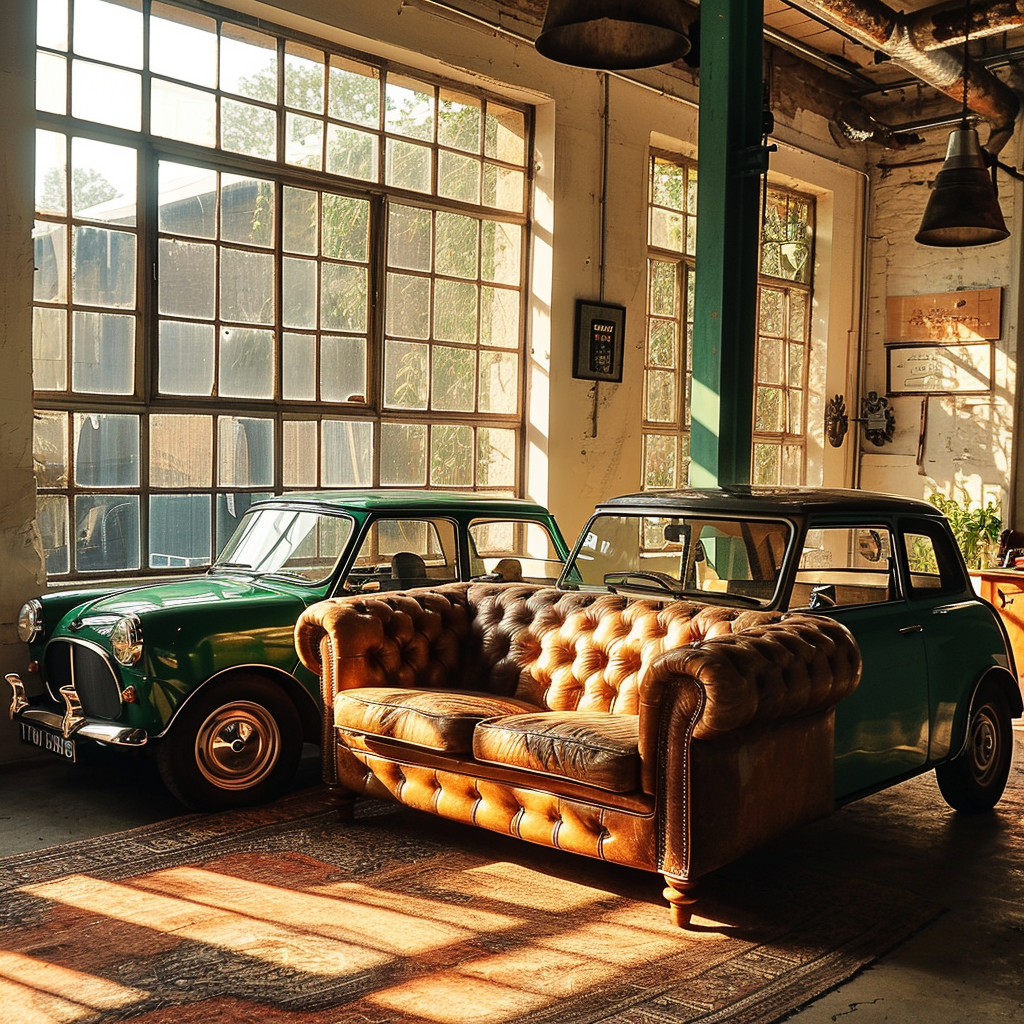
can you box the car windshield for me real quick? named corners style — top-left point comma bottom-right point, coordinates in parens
top-left (212, 507), bottom-right (354, 584)
top-left (561, 512), bottom-right (793, 607)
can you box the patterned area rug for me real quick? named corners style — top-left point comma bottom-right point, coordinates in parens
top-left (0, 788), bottom-right (942, 1024)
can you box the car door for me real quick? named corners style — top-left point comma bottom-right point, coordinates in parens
top-left (792, 521), bottom-right (930, 801)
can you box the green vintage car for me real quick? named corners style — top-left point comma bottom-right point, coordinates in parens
top-left (559, 486), bottom-right (1022, 812)
top-left (7, 490), bottom-right (568, 809)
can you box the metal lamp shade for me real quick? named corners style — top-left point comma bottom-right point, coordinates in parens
top-left (535, 0), bottom-right (690, 70)
top-left (916, 126), bottom-right (1009, 246)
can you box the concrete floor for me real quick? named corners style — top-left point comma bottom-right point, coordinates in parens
top-left (0, 730), bottom-right (1022, 1023)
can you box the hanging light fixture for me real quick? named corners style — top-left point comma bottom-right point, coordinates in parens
top-left (535, 0), bottom-right (690, 70)
top-left (915, 0), bottom-right (1008, 247)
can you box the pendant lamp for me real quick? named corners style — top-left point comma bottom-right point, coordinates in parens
top-left (915, 0), bottom-right (1008, 246)
top-left (535, 0), bottom-right (690, 70)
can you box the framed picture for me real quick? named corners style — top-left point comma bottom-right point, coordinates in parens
top-left (886, 342), bottom-right (993, 396)
top-left (573, 300), bottom-right (625, 383)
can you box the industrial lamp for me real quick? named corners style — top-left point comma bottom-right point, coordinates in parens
top-left (915, 0), bottom-right (1008, 246)
top-left (535, 0), bottom-right (690, 70)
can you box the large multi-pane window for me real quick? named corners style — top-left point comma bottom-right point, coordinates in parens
top-left (32, 0), bottom-right (531, 577)
top-left (642, 153), bottom-right (815, 489)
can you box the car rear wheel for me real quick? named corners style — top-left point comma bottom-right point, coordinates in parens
top-left (156, 676), bottom-right (302, 811)
top-left (935, 681), bottom-right (1014, 814)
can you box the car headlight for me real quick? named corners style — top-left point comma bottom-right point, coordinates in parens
top-left (17, 599), bottom-right (43, 643)
top-left (111, 616), bottom-right (144, 666)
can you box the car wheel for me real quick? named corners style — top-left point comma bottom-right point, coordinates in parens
top-left (156, 676), bottom-right (303, 811)
top-left (935, 681), bottom-right (1014, 814)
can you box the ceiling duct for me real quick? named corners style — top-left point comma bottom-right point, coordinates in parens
top-left (828, 101), bottom-right (926, 148)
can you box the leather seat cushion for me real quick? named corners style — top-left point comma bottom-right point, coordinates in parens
top-left (473, 711), bottom-right (640, 793)
top-left (334, 687), bottom-right (540, 753)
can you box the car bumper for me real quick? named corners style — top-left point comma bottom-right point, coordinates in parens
top-left (6, 673), bottom-right (148, 747)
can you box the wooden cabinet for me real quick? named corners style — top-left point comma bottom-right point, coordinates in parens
top-left (970, 569), bottom-right (1024, 680)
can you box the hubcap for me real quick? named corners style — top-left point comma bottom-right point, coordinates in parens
top-left (967, 704), bottom-right (1000, 786)
top-left (195, 701), bottom-right (281, 791)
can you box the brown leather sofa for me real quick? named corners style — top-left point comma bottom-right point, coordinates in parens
top-left (294, 582), bottom-right (861, 925)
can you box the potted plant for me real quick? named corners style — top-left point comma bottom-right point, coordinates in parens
top-left (928, 491), bottom-right (1002, 569)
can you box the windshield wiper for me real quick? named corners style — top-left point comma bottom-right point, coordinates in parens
top-left (210, 561), bottom-right (254, 573)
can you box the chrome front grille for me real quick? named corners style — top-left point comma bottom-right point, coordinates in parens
top-left (43, 639), bottom-right (122, 720)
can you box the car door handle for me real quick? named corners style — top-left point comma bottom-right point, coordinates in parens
top-left (898, 624), bottom-right (924, 635)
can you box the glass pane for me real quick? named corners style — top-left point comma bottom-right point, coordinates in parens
top-left (385, 273), bottom-right (430, 339)
top-left (221, 175), bottom-right (274, 247)
top-left (285, 42), bottom-right (325, 114)
top-left (436, 211), bottom-right (477, 278)
top-left (322, 194), bottom-right (369, 261)
top-left (74, 0), bottom-right (142, 67)
top-left (158, 320), bottom-right (214, 395)
top-left (384, 340), bottom-right (428, 409)
top-left (643, 433), bottom-right (677, 489)
top-left (380, 422), bottom-right (427, 485)
top-left (220, 327), bottom-right (274, 398)
top-left (159, 162), bottom-right (217, 237)
top-left (34, 410), bottom-right (68, 487)
top-left (282, 257), bottom-right (317, 328)
top-left (477, 427), bottom-right (515, 487)
top-left (328, 56), bottom-right (379, 127)
top-left (150, 4), bottom-right (217, 87)
top-left (480, 286), bottom-right (519, 348)
top-left (650, 208), bottom-right (683, 252)
top-left (758, 337), bottom-right (784, 384)
top-left (220, 248), bottom-right (274, 324)
top-left (431, 345), bottom-right (475, 411)
top-left (38, 494), bottom-right (70, 575)
top-left (73, 413), bottom-right (139, 486)
top-left (790, 293), bottom-right (807, 341)
top-left (37, 52), bottom-right (67, 115)
top-left (152, 79), bottom-right (216, 147)
top-left (388, 204), bottom-right (432, 272)
top-left (431, 424), bottom-right (473, 487)
top-left (326, 124), bottom-right (378, 181)
top-left (72, 137), bottom-right (136, 224)
top-left (221, 99), bottom-right (276, 161)
top-left (159, 239), bottom-right (215, 317)
top-left (72, 60), bottom-right (141, 131)
top-left (216, 493), bottom-right (270, 554)
top-left (438, 90), bottom-right (481, 152)
top-left (482, 163), bottom-right (524, 213)
top-left (646, 369), bottom-right (676, 422)
top-left (480, 221), bottom-right (520, 285)
top-left (286, 113), bottom-right (323, 170)
top-left (438, 151), bottom-right (480, 204)
top-left (485, 104), bottom-right (525, 163)
top-left (73, 227), bottom-right (136, 307)
top-left (321, 263), bottom-right (367, 331)
top-left (759, 287), bottom-right (785, 335)
top-left (789, 388), bottom-right (804, 434)
top-left (75, 495), bottom-right (140, 571)
top-left (322, 419), bottom-right (373, 486)
top-left (220, 24), bottom-right (277, 101)
top-left (478, 350), bottom-right (518, 414)
top-left (34, 221), bottom-right (67, 303)
top-left (282, 332), bottom-right (316, 401)
top-left (752, 443), bottom-right (779, 486)
top-left (386, 139), bottom-right (431, 193)
top-left (37, 0), bottom-right (68, 50)
top-left (284, 419), bottom-right (318, 487)
top-left (434, 279), bottom-right (477, 344)
top-left (385, 76), bottom-right (433, 141)
top-left (653, 158), bottom-right (686, 210)
top-left (219, 416), bottom-right (274, 486)
top-left (321, 335), bottom-right (367, 402)
top-left (72, 312), bottom-right (134, 394)
top-left (149, 495), bottom-right (210, 568)
top-left (36, 129), bottom-right (66, 216)
top-left (150, 414), bottom-right (213, 487)
top-left (33, 307), bottom-right (67, 390)
top-left (755, 387), bottom-right (785, 432)
top-left (648, 319), bottom-right (676, 367)
top-left (649, 260), bottom-right (676, 316)
top-left (283, 186), bottom-right (317, 255)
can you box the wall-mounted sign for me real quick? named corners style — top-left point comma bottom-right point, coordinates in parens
top-left (885, 287), bottom-right (1001, 342)
top-left (886, 342), bottom-right (993, 395)
top-left (573, 300), bottom-right (625, 383)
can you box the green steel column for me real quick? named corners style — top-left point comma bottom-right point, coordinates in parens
top-left (689, 0), bottom-right (767, 487)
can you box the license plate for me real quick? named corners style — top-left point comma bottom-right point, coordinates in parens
top-left (19, 722), bottom-right (76, 762)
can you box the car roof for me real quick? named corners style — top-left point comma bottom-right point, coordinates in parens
top-left (594, 485), bottom-right (942, 518)
top-left (251, 489), bottom-right (556, 517)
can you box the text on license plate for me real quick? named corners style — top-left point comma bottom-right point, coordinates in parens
top-left (19, 723), bottom-right (76, 761)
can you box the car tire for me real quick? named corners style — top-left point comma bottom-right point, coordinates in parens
top-left (935, 681), bottom-right (1014, 814)
top-left (155, 676), bottom-right (303, 811)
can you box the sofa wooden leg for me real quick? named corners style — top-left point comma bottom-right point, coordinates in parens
top-left (663, 875), bottom-right (699, 927)
top-left (329, 786), bottom-right (356, 823)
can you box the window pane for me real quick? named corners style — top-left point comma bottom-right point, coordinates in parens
top-left (35, 130), bottom-right (67, 216)
top-left (753, 442), bottom-right (779, 485)
top-left (323, 194), bottom-right (369, 261)
top-left (481, 220), bottom-right (520, 285)
top-left (73, 413), bottom-right (139, 486)
top-left (326, 124), bottom-right (378, 181)
top-left (158, 320), bottom-right (214, 395)
top-left (159, 239), bottom-right (215, 317)
top-left (329, 56), bottom-right (379, 127)
top-left (284, 419), bottom-right (318, 486)
top-left (322, 419), bottom-right (373, 486)
top-left (285, 42), bottom-right (325, 114)
top-left (436, 211), bottom-right (477, 278)
top-left (782, 444), bottom-right (803, 485)
top-left (150, 414), bottom-right (213, 487)
top-left (477, 427), bottom-right (515, 487)
top-left (72, 60), bottom-right (141, 130)
top-left (33, 307), bottom-right (67, 390)
top-left (220, 249), bottom-right (274, 324)
top-left (159, 162), bottom-right (217, 238)
top-left (386, 139), bottom-right (431, 193)
top-left (220, 327), bottom-right (274, 398)
top-left (38, 494), bottom-right (70, 575)
top-left (220, 25), bottom-right (278, 101)
top-left (380, 422), bottom-right (427, 485)
top-left (431, 424), bottom-right (473, 486)
top-left (216, 493), bottom-right (270, 553)
top-left (150, 4), bottom-right (217, 87)
top-left (650, 207), bottom-right (684, 252)
top-left (34, 410), bottom-right (68, 487)
top-left (321, 263), bottom-right (367, 331)
top-left (485, 104), bottom-right (525, 163)
top-left (72, 312), bottom-right (134, 394)
top-left (321, 335), bottom-right (367, 402)
top-left (758, 337), bottom-right (784, 385)
top-left (438, 90), bottom-right (481, 153)
top-left (483, 164), bottom-right (524, 213)
top-left (221, 99), bottom-right (276, 161)
top-left (650, 261), bottom-right (676, 316)
top-left (76, 495), bottom-right (140, 571)
top-left (438, 151), bottom-right (480, 204)
top-left (480, 286), bottom-right (519, 348)
top-left (643, 433), bottom-right (677, 489)
top-left (384, 340), bottom-right (428, 409)
top-left (219, 416), bottom-right (274, 486)
top-left (755, 386), bottom-right (785, 431)
top-left (286, 113), bottom-right (323, 170)
top-left (282, 257), bottom-right (317, 328)
top-left (385, 273), bottom-right (429, 339)
top-left (152, 80), bottom-right (216, 147)
top-left (74, 0), bottom-right (142, 67)
top-left (434, 279), bottom-right (477, 344)
top-left (37, 52), bottom-right (67, 115)
top-left (149, 495), bottom-right (210, 568)
top-left (385, 76), bottom-right (434, 140)
top-left (283, 186), bottom-right (317, 254)
top-left (388, 204), bottom-right (432, 271)
top-left (646, 370), bottom-right (676, 422)
top-left (431, 345), bottom-right (475, 411)
top-left (648, 319), bottom-right (676, 367)
top-left (221, 175), bottom-right (274, 247)
top-left (478, 350), bottom-right (518, 414)
top-left (73, 227), bottom-right (136, 307)
top-left (282, 333), bottom-right (316, 401)
top-left (759, 288), bottom-right (785, 334)
top-left (37, 0), bottom-right (67, 51)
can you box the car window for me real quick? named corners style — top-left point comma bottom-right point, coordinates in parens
top-left (341, 518), bottom-right (458, 592)
top-left (793, 525), bottom-right (896, 608)
top-left (467, 519), bottom-right (564, 584)
top-left (901, 519), bottom-right (966, 597)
